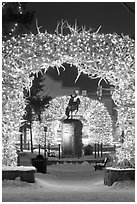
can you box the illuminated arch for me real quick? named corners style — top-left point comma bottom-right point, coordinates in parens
top-left (2, 23), bottom-right (135, 166)
top-left (41, 95), bottom-right (113, 145)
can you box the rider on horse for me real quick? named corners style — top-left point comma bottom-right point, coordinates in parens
top-left (65, 91), bottom-right (80, 119)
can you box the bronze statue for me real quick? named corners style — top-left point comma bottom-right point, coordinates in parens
top-left (65, 91), bottom-right (80, 119)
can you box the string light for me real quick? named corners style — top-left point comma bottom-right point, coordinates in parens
top-left (2, 22), bottom-right (135, 167)
top-left (3, 3), bottom-right (22, 38)
top-left (2, 2), bottom-right (7, 8)
top-left (18, 2), bottom-right (23, 14)
top-left (10, 23), bottom-right (18, 35)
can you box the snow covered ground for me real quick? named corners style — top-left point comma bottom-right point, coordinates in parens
top-left (2, 162), bottom-right (135, 202)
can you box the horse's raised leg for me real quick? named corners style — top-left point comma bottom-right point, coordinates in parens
top-left (65, 107), bottom-right (70, 119)
top-left (70, 110), bottom-right (73, 119)
top-left (74, 106), bottom-right (78, 116)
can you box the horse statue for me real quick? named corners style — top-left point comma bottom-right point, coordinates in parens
top-left (65, 91), bottom-right (80, 119)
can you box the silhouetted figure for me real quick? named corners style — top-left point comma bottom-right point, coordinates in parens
top-left (65, 91), bottom-right (80, 119)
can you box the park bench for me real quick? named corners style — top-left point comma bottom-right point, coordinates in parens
top-left (94, 157), bottom-right (108, 171)
top-left (104, 167), bottom-right (135, 186)
top-left (2, 166), bottom-right (36, 183)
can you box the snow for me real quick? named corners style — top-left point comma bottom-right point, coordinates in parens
top-left (2, 162), bottom-right (135, 202)
top-left (2, 166), bottom-right (36, 171)
top-left (105, 167), bottom-right (135, 171)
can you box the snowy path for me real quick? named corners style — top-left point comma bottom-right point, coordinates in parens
top-left (2, 162), bottom-right (135, 202)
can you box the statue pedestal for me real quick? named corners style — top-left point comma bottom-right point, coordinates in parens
top-left (62, 119), bottom-right (83, 158)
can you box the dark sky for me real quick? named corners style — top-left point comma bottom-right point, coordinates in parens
top-left (27, 2), bottom-right (135, 92)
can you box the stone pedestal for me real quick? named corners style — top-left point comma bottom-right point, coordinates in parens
top-left (62, 119), bottom-right (83, 158)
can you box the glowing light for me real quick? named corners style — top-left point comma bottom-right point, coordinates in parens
top-left (2, 22), bottom-right (135, 167)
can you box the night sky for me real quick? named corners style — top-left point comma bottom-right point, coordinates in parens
top-left (27, 2), bottom-right (135, 93)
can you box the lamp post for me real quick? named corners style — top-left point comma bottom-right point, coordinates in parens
top-left (44, 126), bottom-right (47, 159)
top-left (97, 85), bottom-right (102, 100)
top-left (58, 144), bottom-right (61, 159)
